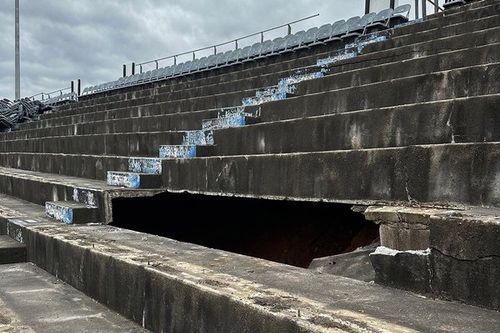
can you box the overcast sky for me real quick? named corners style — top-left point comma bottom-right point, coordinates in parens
top-left (0, 0), bottom-right (365, 100)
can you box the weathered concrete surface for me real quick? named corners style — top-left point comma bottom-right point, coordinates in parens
top-left (0, 207), bottom-right (498, 332)
top-left (308, 243), bottom-right (378, 282)
top-left (0, 263), bottom-right (147, 333)
top-left (0, 235), bottom-right (26, 264)
top-left (162, 142), bottom-right (500, 208)
top-left (0, 167), bottom-right (163, 224)
top-left (365, 205), bottom-right (500, 310)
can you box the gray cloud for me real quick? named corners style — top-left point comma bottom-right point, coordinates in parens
top-left (0, 0), bottom-right (362, 99)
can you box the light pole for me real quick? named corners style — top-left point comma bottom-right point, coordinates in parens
top-left (15, 0), bottom-right (20, 100)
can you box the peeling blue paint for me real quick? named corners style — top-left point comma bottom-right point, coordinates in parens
top-left (317, 48), bottom-right (359, 67)
top-left (45, 202), bottom-right (74, 224)
top-left (129, 157), bottom-right (162, 175)
top-left (159, 145), bottom-right (197, 159)
top-left (107, 171), bottom-right (141, 189)
top-left (182, 130), bottom-right (214, 145)
top-left (347, 31), bottom-right (391, 53)
top-left (72, 188), bottom-right (98, 206)
top-left (202, 114), bottom-right (247, 130)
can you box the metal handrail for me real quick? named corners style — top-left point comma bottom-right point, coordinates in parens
top-left (29, 87), bottom-right (71, 101)
top-left (130, 13), bottom-right (319, 74)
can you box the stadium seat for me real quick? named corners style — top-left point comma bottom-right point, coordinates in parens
top-left (390, 4), bottom-right (411, 25)
top-left (366, 8), bottom-right (394, 32)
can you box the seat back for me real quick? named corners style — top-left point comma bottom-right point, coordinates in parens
top-left (285, 30), bottom-right (305, 49)
top-left (316, 24), bottom-right (333, 41)
top-left (393, 4), bottom-right (411, 18)
top-left (260, 40), bottom-right (274, 55)
top-left (239, 46), bottom-right (252, 61)
top-left (302, 27), bottom-right (319, 44)
top-left (271, 37), bottom-right (286, 53)
top-left (249, 42), bottom-right (262, 58)
top-left (372, 8), bottom-right (394, 23)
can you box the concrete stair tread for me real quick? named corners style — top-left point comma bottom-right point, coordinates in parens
top-left (45, 201), bottom-right (99, 224)
top-left (3, 217), bottom-right (499, 333)
top-left (107, 171), bottom-right (163, 189)
top-left (0, 263), bottom-right (147, 332)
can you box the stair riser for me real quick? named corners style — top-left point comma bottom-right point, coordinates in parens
top-left (0, 132), bottom-right (184, 156)
top-left (162, 143), bottom-right (500, 207)
top-left (0, 174), bottom-right (107, 222)
top-left (107, 172), bottom-right (162, 189)
top-left (11, 38), bottom-right (499, 142)
top-left (0, 154), bottom-right (128, 180)
top-left (261, 64), bottom-right (500, 122)
top-left (203, 96), bottom-right (500, 156)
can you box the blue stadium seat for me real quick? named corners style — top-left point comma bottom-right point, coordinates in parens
top-left (284, 30), bottom-right (305, 51)
top-left (366, 8), bottom-right (394, 32)
top-left (296, 27), bottom-right (319, 49)
top-left (391, 4), bottom-right (411, 25)
top-left (271, 37), bottom-right (287, 54)
top-left (239, 46), bottom-right (253, 61)
top-left (249, 42), bottom-right (263, 58)
top-left (260, 40), bottom-right (274, 56)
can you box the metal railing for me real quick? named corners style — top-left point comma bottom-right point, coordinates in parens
top-left (29, 79), bottom-right (81, 101)
top-left (29, 87), bottom-right (71, 101)
top-left (126, 13), bottom-right (320, 75)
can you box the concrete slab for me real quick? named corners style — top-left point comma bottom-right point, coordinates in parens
top-left (0, 200), bottom-right (497, 332)
top-left (0, 263), bottom-right (147, 333)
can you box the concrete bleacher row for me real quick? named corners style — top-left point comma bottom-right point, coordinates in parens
top-left (0, 0), bottom-right (499, 324)
top-left (82, 5), bottom-right (411, 96)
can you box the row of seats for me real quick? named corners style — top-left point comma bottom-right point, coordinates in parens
top-left (41, 92), bottom-right (78, 106)
top-left (82, 5), bottom-right (411, 96)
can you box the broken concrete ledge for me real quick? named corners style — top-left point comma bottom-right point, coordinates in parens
top-left (1, 210), bottom-right (499, 332)
top-left (365, 205), bottom-right (500, 310)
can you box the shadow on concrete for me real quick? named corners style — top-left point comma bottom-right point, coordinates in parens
top-left (111, 192), bottom-right (379, 268)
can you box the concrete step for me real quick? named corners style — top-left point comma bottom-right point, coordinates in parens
top-left (198, 94), bottom-right (500, 156)
top-left (13, 33), bottom-right (500, 141)
top-left (25, 21), bottom-right (499, 139)
top-left (43, 13), bottom-right (500, 125)
top-left (3, 61), bottom-right (496, 158)
top-left (128, 157), bottom-right (163, 174)
top-left (34, 23), bottom-right (500, 135)
top-left (63, 3), bottom-right (499, 112)
top-left (0, 131), bottom-right (184, 156)
top-left (259, 62), bottom-right (500, 122)
top-left (299, 41), bottom-right (500, 96)
top-left (202, 114), bottom-right (260, 131)
top-left (3, 216), bottom-right (499, 332)
top-left (45, 201), bottom-right (99, 224)
top-left (308, 243), bottom-right (378, 282)
top-left (162, 142), bottom-right (500, 208)
top-left (0, 263), bottom-right (147, 332)
top-left (0, 167), bottom-right (161, 224)
top-left (364, 205), bottom-right (500, 310)
top-left (107, 171), bottom-right (162, 189)
top-left (160, 145), bottom-right (213, 159)
top-left (0, 152), bottom-right (129, 181)
top-left (0, 94), bottom-right (496, 181)
top-left (0, 236), bottom-right (26, 265)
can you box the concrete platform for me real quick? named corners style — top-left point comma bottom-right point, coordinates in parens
top-left (0, 263), bottom-right (147, 333)
top-left (1, 213), bottom-right (498, 332)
